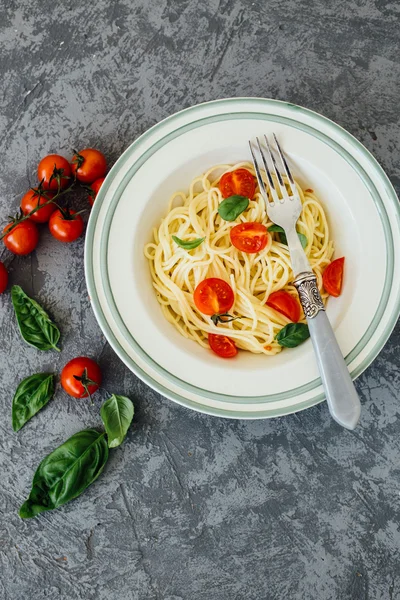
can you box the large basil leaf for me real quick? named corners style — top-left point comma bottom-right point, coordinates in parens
top-left (268, 225), bottom-right (307, 249)
top-left (11, 285), bottom-right (61, 352)
top-left (100, 395), bottom-right (134, 448)
top-left (218, 195), bottom-right (249, 221)
top-left (276, 323), bottom-right (310, 348)
top-left (19, 429), bottom-right (108, 519)
top-left (12, 373), bottom-right (55, 432)
top-left (172, 235), bottom-right (205, 250)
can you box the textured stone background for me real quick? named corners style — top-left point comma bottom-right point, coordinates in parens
top-left (1, 1), bottom-right (400, 599)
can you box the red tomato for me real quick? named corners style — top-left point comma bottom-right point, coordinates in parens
top-left (21, 189), bottom-right (55, 223)
top-left (71, 149), bottom-right (107, 184)
top-left (0, 261), bottom-right (8, 294)
top-left (219, 168), bottom-right (256, 200)
top-left (230, 222), bottom-right (268, 253)
top-left (194, 278), bottom-right (234, 316)
top-left (323, 257), bottom-right (345, 297)
top-left (37, 154), bottom-right (72, 190)
top-left (88, 177), bottom-right (105, 206)
top-left (266, 290), bottom-right (301, 322)
top-left (3, 220), bottom-right (39, 255)
top-left (61, 356), bottom-right (102, 399)
top-left (49, 209), bottom-right (84, 243)
top-left (208, 333), bottom-right (238, 358)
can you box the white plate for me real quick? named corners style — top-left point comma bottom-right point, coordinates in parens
top-left (85, 98), bottom-right (400, 419)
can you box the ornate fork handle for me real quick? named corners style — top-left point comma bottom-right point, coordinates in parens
top-left (293, 272), bottom-right (325, 318)
top-left (293, 270), bottom-right (361, 430)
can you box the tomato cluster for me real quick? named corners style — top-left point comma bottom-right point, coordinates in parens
top-left (0, 148), bottom-right (108, 294)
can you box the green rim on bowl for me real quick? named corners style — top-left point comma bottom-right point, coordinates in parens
top-left (85, 98), bottom-right (400, 419)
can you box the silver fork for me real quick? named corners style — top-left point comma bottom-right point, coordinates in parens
top-left (249, 134), bottom-right (361, 430)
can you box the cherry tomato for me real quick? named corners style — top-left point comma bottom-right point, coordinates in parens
top-left (323, 257), bottom-right (345, 297)
top-left (21, 189), bottom-right (55, 223)
top-left (230, 222), bottom-right (268, 253)
top-left (37, 154), bottom-right (72, 190)
top-left (71, 149), bottom-right (107, 184)
top-left (61, 356), bottom-right (102, 399)
top-left (219, 168), bottom-right (256, 200)
top-left (266, 290), bottom-right (301, 322)
top-left (0, 261), bottom-right (8, 294)
top-left (3, 220), bottom-right (39, 255)
top-left (208, 333), bottom-right (238, 358)
top-left (88, 177), bottom-right (105, 206)
top-left (194, 278), bottom-right (234, 316)
top-left (49, 209), bottom-right (84, 243)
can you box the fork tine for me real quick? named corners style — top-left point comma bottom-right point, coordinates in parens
top-left (273, 133), bottom-right (297, 197)
top-left (255, 138), bottom-right (279, 204)
top-left (255, 138), bottom-right (273, 190)
top-left (248, 141), bottom-right (270, 202)
top-left (263, 135), bottom-right (289, 201)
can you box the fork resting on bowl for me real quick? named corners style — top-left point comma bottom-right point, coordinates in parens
top-left (249, 134), bottom-right (361, 430)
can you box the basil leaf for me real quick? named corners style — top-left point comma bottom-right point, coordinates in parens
top-left (267, 224), bottom-right (284, 233)
top-left (276, 323), bottom-right (310, 348)
top-left (218, 195), bottom-right (249, 221)
top-left (11, 285), bottom-right (61, 352)
top-left (172, 235), bottom-right (205, 250)
top-left (268, 225), bottom-right (308, 249)
top-left (100, 395), bottom-right (135, 448)
top-left (19, 429), bottom-right (108, 519)
top-left (12, 373), bottom-right (55, 432)
top-left (298, 233), bottom-right (308, 249)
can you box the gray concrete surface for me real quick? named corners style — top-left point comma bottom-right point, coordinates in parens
top-left (1, 1), bottom-right (400, 598)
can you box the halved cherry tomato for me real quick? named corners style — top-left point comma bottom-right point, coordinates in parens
top-left (194, 278), bottom-right (234, 316)
top-left (3, 220), bottom-right (39, 255)
top-left (0, 261), bottom-right (8, 294)
top-left (323, 257), bottom-right (345, 297)
top-left (266, 290), bottom-right (301, 322)
top-left (71, 149), bottom-right (107, 184)
top-left (230, 222), bottom-right (268, 253)
top-left (88, 177), bottom-right (105, 206)
top-left (208, 333), bottom-right (238, 358)
top-left (37, 154), bottom-right (72, 190)
top-left (219, 168), bottom-right (256, 200)
top-left (49, 209), bottom-right (84, 243)
top-left (21, 189), bottom-right (55, 223)
top-left (61, 356), bottom-right (102, 399)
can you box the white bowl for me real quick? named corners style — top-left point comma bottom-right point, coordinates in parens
top-left (85, 98), bottom-right (400, 419)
